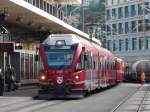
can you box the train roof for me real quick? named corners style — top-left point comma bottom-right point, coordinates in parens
top-left (42, 34), bottom-right (114, 57)
top-left (43, 34), bottom-right (102, 46)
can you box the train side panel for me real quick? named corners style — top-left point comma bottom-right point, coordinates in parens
top-left (116, 58), bottom-right (124, 82)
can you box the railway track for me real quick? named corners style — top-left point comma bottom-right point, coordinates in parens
top-left (111, 84), bottom-right (150, 112)
top-left (0, 96), bottom-right (68, 112)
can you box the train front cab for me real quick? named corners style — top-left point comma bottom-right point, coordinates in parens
top-left (38, 43), bottom-right (92, 98)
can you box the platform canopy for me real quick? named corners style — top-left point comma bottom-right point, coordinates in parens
top-left (0, 0), bottom-right (88, 39)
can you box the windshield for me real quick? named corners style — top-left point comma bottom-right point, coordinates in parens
top-left (43, 45), bottom-right (77, 70)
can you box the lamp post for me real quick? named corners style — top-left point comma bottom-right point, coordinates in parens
top-left (82, 4), bottom-right (85, 31)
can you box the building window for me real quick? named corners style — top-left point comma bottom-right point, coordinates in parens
top-left (112, 24), bottom-right (117, 35)
top-left (118, 7), bottom-right (123, 19)
top-left (50, 5), bottom-right (52, 14)
top-left (118, 0), bottom-right (124, 4)
top-left (125, 6), bottom-right (129, 18)
top-left (145, 19), bottom-right (150, 31)
top-left (118, 23), bottom-right (123, 34)
top-left (113, 0), bottom-right (118, 5)
top-left (107, 0), bottom-right (112, 6)
top-left (132, 38), bottom-right (137, 50)
top-left (107, 25), bottom-right (111, 35)
top-left (146, 37), bottom-right (150, 49)
top-left (131, 5), bottom-right (136, 17)
top-left (131, 21), bottom-right (137, 33)
top-left (138, 20), bottom-right (143, 32)
top-left (125, 22), bottom-right (129, 33)
top-left (36, 0), bottom-right (39, 8)
top-left (33, 0), bottom-right (36, 6)
top-left (40, 0), bottom-right (43, 10)
top-left (44, 1), bottom-right (46, 11)
top-left (125, 38), bottom-right (129, 51)
top-left (47, 3), bottom-right (50, 13)
top-left (138, 4), bottom-right (143, 15)
top-left (119, 39), bottom-right (124, 51)
top-left (53, 6), bottom-right (55, 16)
top-left (107, 40), bottom-right (112, 50)
top-left (28, 0), bottom-right (32, 3)
top-left (111, 0), bottom-right (114, 4)
top-left (145, 2), bottom-right (150, 14)
top-left (112, 8), bottom-right (117, 19)
top-left (113, 40), bottom-right (117, 51)
top-left (139, 38), bottom-right (146, 50)
top-left (107, 9), bottom-right (111, 20)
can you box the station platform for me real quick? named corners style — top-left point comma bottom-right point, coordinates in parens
top-left (113, 83), bottom-right (150, 112)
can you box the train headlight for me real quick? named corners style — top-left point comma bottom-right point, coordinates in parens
top-left (41, 75), bottom-right (46, 80)
top-left (75, 75), bottom-right (80, 80)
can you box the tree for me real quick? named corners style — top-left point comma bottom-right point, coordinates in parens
top-left (87, 0), bottom-right (105, 23)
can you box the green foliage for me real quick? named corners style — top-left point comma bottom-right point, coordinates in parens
top-left (85, 0), bottom-right (106, 23)
top-left (89, 0), bottom-right (105, 12)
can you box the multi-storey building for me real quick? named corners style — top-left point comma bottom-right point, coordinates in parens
top-left (106, 0), bottom-right (150, 69)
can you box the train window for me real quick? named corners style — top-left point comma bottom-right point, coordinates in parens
top-left (93, 61), bottom-right (95, 70)
top-left (103, 59), bottom-right (106, 71)
top-left (89, 54), bottom-right (92, 69)
top-left (84, 54), bottom-right (88, 61)
top-left (99, 61), bottom-right (101, 71)
top-left (83, 52), bottom-right (90, 69)
top-left (113, 62), bottom-right (116, 70)
top-left (110, 63), bottom-right (113, 70)
top-left (93, 55), bottom-right (96, 70)
top-left (76, 55), bottom-right (82, 71)
top-left (99, 57), bottom-right (102, 71)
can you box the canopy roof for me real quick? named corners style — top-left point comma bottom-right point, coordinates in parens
top-left (0, 0), bottom-right (88, 39)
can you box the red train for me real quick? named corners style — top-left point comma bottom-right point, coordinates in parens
top-left (36, 34), bottom-right (124, 98)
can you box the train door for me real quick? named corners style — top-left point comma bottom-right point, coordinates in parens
top-left (88, 51), bottom-right (93, 91)
top-left (93, 54), bottom-right (99, 89)
top-left (112, 60), bottom-right (116, 84)
top-left (103, 57), bottom-right (107, 87)
top-left (83, 51), bottom-right (92, 91)
top-left (98, 56), bottom-right (102, 89)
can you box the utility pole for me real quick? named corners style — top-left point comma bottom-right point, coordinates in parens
top-left (81, 0), bottom-right (85, 32)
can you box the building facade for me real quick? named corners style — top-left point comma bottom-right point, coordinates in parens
top-left (106, 0), bottom-right (150, 69)
top-left (83, 0), bottom-right (92, 6)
